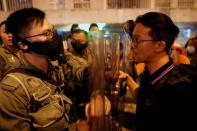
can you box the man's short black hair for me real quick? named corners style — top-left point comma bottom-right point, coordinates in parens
top-left (71, 24), bottom-right (79, 34)
top-left (6, 8), bottom-right (45, 38)
top-left (72, 29), bottom-right (88, 38)
top-left (6, 8), bottom-right (45, 47)
top-left (135, 12), bottom-right (179, 52)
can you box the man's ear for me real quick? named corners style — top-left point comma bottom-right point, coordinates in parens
top-left (155, 41), bottom-right (166, 53)
top-left (18, 42), bottom-right (28, 50)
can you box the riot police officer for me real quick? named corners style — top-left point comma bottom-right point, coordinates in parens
top-left (0, 8), bottom-right (110, 131)
top-left (0, 21), bottom-right (22, 77)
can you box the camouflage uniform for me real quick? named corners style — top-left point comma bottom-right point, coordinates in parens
top-left (0, 53), bottom-right (76, 131)
top-left (61, 42), bottom-right (94, 120)
top-left (0, 46), bottom-right (22, 77)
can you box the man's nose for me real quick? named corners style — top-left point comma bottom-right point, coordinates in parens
top-left (7, 33), bottom-right (13, 37)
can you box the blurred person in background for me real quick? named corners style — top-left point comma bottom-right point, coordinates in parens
top-left (170, 43), bottom-right (190, 65)
top-left (63, 24), bottom-right (80, 51)
top-left (61, 29), bottom-right (94, 122)
top-left (0, 21), bottom-right (22, 77)
top-left (123, 19), bottom-right (135, 37)
top-left (89, 23), bottom-right (99, 32)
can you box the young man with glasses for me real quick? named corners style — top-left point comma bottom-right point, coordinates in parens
top-left (118, 12), bottom-right (196, 131)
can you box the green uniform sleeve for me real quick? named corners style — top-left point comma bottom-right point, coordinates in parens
top-left (0, 73), bottom-right (78, 131)
top-left (0, 82), bottom-right (31, 131)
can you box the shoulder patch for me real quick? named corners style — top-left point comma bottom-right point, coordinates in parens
top-left (5, 73), bottom-right (31, 101)
top-left (1, 74), bottom-right (21, 90)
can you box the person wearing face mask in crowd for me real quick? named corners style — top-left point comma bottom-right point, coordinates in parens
top-left (0, 21), bottom-right (22, 77)
top-left (0, 8), bottom-right (110, 131)
top-left (62, 24), bottom-right (80, 51)
top-left (61, 29), bottom-right (94, 122)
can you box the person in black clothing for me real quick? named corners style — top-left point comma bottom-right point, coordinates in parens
top-left (118, 12), bottom-right (196, 131)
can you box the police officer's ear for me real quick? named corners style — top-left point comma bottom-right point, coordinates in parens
top-left (155, 41), bottom-right (166, 53)
top-left (12, 36), bottom-right (28, 50)
top-left (18, 42), bottom-right (28, 50)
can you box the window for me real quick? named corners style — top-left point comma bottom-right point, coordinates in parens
top-left (107, 0), bottom-right (150, 9)
top-left (6, 0), bottom-right (32, 11)
top-left (73, 0), bottom-right (90, 9)
top-left (155, 0), bottom-right (171, 8)
top-left (178, 0), bottom-right (194, 9)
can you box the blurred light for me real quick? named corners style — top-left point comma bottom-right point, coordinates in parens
top-left (105, 31), bottom-right (110, 35)
top-left (175, 28), bottom-right (192, 46)
top-left (55, 23), bottom-right (106, 32)
top-left (183, 29), bottom-right (191, 38)
top-left (79, 23), bottom-right (106, 32)
top-left (104, 31), bottom-right (111, 37)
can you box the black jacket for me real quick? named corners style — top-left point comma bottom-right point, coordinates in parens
top-left (136, 60), bottom-right (196, 131)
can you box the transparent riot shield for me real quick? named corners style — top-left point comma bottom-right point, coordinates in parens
top-left (117, 29), bottom-right (137, 131)
top-left (88, 30), bottom-right (136, 131)
top-left (105, 33), bottom-right (122, 131)
top-left (88, 31), bottom-right (111, 131)
top-left (88, 31), bottom-right (122, 131)
top-left (121, 28), bottom-right (138, 81)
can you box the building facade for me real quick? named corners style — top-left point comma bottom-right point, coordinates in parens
top-left (0, 0), bottom-right (197, 24)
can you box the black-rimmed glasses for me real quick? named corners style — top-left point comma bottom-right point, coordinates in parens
top-left (131, 37), bottom-right (160, 45)
top-left (24, 28), bottom-right (54, 40)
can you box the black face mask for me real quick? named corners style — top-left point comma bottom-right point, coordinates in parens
top-left (71, 41), bottom-right (88, 53)
top-left (18, 31), bottom-right (63, 61)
